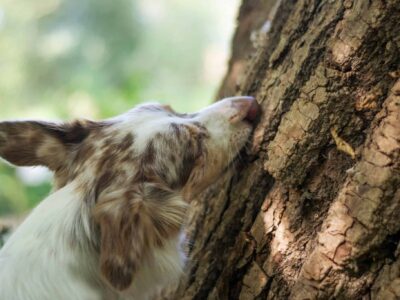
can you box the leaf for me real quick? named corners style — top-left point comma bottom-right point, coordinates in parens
top-left (330, 127), bottom-right (356, 159)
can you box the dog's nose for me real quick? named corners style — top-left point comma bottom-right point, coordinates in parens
top-left (230, 96), bottom-right (261, 124)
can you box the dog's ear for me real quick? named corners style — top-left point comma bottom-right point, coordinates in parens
top-left (93, 183), bottom-right (187, 291)
top-left (0, 120), bottom-right (96, 170)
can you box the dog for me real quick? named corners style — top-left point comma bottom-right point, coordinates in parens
top-left (0, 96), bottom-right (260, 300)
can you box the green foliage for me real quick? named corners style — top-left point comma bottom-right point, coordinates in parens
top-left (0, 164), bottom-right (51, 215)
top-left (0, 0), bottom-right (238, 216)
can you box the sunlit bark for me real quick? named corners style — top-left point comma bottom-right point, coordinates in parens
top-left (166, 1), bottom-right (400, 299)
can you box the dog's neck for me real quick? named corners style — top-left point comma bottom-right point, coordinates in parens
top-left (2, 182), bottom-right (103, 278)
top-left (0, 182), bottom-right (118, 299)
top-left (3, 182), bottom-right (88, 250)
top-left (0, 180), bottom-right (187, 300)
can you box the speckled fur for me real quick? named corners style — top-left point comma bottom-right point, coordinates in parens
top-left (0, 98), bottom-right (255, 300)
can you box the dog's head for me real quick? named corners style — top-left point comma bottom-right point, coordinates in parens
top-left (0, 96), bottom-right (259, 197)
top-left (0, 96), bottom-right (260, 289)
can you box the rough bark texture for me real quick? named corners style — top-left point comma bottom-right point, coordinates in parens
top-left (167, 1), bottom-right (400, 299)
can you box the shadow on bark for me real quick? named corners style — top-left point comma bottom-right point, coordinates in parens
top-left (165, 0), bottom-right (400, 299)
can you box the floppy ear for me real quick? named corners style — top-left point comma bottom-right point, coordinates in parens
top-left (0, 120), bottom-right (94, 170)
top-left (93, 184), bottom-right (187, 291)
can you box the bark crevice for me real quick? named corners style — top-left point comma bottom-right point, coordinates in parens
top-left (163, 1), bottom-right (400, 299)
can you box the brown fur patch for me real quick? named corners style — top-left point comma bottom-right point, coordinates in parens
top-left (169, 153), bottom-right (177, 164)
top-left (93, 183), bottom-right (186, 290)
top-left (44, 120), bottom-right (93, 144)
top-left (170, 123), bottom-right (182, 138)
top-left (0, 132), bottom-right (6, 147)
top-left (176, 124), bottom-right (209, 187)
top-left (95, 171), bottom-right (115, 199)
top-left (75, 143), bottom-right (96, 166)
top-left (142, 140), bottom-right (156, 165)
top-left (0, 120), bottom-right (108, 169)
top-left (96, 144), bottom-right (119, 175)
top-left (119, 133), bottom-right (135, 152)
top-left (0, 121), bottom-right (57, 167)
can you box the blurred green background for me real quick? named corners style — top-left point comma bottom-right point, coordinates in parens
top-left (0, 0), bottom-right (239, 216)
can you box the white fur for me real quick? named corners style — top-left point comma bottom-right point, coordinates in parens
top-left (0, 182), bottom-right (185, 300)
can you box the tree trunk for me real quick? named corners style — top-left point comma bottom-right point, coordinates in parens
top-left (166, 0), bottom-right (400, 299)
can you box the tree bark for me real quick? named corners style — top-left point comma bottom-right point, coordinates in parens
top-left (166, 0), bottom-right (400, 299)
